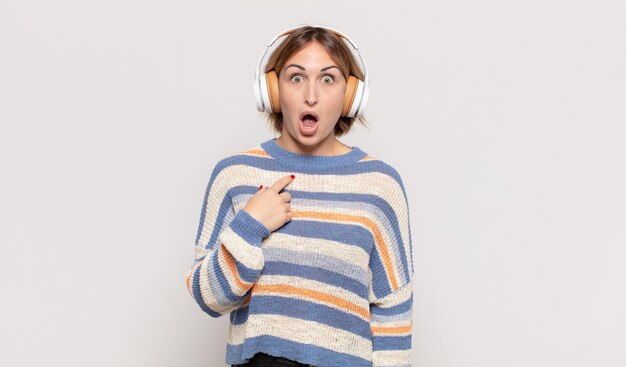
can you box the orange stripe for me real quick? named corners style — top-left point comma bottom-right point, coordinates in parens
top-left (233, 149), bottom-right (270, 158)
top-left (185, 271), bottom-right (191, 292)
top-left (253, 283), bottom-right (370, 320)
top-left (220, 243), bottom-right (250, 291)
top-left (292, 210), bottom-right (398, 290)
top-left (371, 323), bottom-right (412, 335)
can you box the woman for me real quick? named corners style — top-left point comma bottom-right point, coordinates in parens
top-left (186, 25), bottom-right (414, 367)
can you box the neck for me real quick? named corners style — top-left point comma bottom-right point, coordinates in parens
top-left (275, 134), bottom-right (351, 157)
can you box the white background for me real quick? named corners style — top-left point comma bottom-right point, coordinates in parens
top-left (1, 0), bottom-right (624, 366)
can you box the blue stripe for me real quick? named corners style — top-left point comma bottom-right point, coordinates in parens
top-left (263, 260), bottom-right (368, 297)
top-left (219, 145), bottom-right (402, 179)
top-left (369, 244), bottom-right (392, 299)
top-left (235, 258), bottom-right (261, 284)
top-left (264, 247), bottom-right (367, 285)
top-left (279, 219), bottom-right (374, 254)
top-left (191, 265), bottom-right (221, 318)
top-left (228, 210), bottom-right (270, 245)
top-left (211, 250), bottom-right (240, 303)
top-left (226, 335), bottom-right (371, 367)
top-left (371, 296), bottom-right (412, 317)
top-left (372, 308), bottom-right (412, 323)
top-left (230, 304), bottom-right (250, 325)
top-left (372, 335), bottom-right (412, 351)
top-left (250, 295), bottom-right (370, 334)
top-left (260, 138), bottom-right (368, 170)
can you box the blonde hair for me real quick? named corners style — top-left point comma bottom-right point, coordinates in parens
top-left (262, 26), bottom-right (369, 137)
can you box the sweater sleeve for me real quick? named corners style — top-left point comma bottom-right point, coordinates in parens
top-left (369, 171), bottom-right (414, 366)
top-left (185, 162), bottom-right (271, 317)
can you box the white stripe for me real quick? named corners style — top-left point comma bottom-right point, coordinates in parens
top-left (372, 349), bottom-right (411, 366)
top-left (218, 226), bottom-right (264, 270)
top-left (246, 314), bottom-right (373, 360)
top-left (265, 232), bottom-right (369, 269)
top-left (372, 279), bottom-right (413, 307)
top-left (227, 319), bottom-right (248, 345)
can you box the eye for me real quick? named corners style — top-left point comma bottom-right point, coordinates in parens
top-left (322, 75), bottom-right (334, 84)
top-left (289, 74), bottom-right (304, 83)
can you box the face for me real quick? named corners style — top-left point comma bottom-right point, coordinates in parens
top-left (277, 41), bottom-right (347, 153)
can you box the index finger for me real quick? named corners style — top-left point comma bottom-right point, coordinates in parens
top-left (268, 174), bottom-right (295, 193)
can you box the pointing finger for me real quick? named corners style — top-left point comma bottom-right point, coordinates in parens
top-left (269, 174), bottom-right (295, 193)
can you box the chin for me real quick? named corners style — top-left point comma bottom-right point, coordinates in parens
top-left (294, 135), bottom-right (318, 145)
top-left (284, 119), bottom-right (332, 147)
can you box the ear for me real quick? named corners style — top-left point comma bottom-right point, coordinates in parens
top-left (266, 70), bottom-right (281, 113)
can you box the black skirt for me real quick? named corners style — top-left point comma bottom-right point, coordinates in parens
top-left (232, 352), bottom-right (315, 367)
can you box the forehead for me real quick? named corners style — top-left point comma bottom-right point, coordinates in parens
top-left (284, 41), bottom-right (338, 67)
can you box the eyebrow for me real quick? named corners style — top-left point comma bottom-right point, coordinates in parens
top-left (285, 64), bottom-right (340, 72)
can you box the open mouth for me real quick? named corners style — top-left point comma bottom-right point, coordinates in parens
top-left (300, 112), bottom-right (319, 130)
top-left (301, 114), bottom-right (318, 128)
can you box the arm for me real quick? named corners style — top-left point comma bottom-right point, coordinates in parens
top-left (185, 162), bottom-right (270, 317)
top-left (370, 280), bottom-right (414, 366)
top-left (369, 171), bottom-right (414, 366)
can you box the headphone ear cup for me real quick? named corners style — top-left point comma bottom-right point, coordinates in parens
top-left (265, 70), bottom-right (280, 113)
top-left (343, 75), bottom-right (369, 118)
top-left (342, 75), bottom-right (359, 117)
top-left (346, 77), bottom-right (367, 118)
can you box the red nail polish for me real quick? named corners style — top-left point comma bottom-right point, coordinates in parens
top-left (290, 175), bottom-right (295, 179)
top-left (259, 185), bottom-right (263, 190)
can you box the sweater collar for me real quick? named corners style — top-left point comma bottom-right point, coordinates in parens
top-left (261, 138), bottom-right (367, 170)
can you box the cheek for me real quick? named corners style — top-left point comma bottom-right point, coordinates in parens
top-left (329, 88), bottom-right (346, 112)
top-left (278, 85), bottom-right (296, 112)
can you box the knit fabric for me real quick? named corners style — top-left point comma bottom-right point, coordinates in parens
top-left (186, 137), bottom-right (414, 367)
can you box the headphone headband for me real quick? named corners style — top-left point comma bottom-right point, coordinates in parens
top-left (253, 25), bottom-right (369, 118)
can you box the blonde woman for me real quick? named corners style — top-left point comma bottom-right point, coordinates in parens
top-left (186, 25), bottom-right (414, 367)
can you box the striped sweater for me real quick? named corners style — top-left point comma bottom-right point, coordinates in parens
top-left (186, 137), bottom-right (414, 367)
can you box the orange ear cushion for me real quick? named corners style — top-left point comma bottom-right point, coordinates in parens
top-left (265, 70), bottom-right (280, 113)
top-left (342, 75), bottom-right (359, 117)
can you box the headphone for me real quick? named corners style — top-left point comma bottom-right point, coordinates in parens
top-left (253, 25), bottom-right (369, 118)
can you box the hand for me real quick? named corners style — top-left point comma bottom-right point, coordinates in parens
top-left (242, 174), bottom-right (294, 233)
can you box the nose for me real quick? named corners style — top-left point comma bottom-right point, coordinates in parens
top-left (304, 82), bottom-right (318, 106)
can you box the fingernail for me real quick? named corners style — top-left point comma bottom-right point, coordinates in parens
top-left (259, 185), bottom-right (263, 190)
top-left (290, 175), bottom-right (295, 179)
